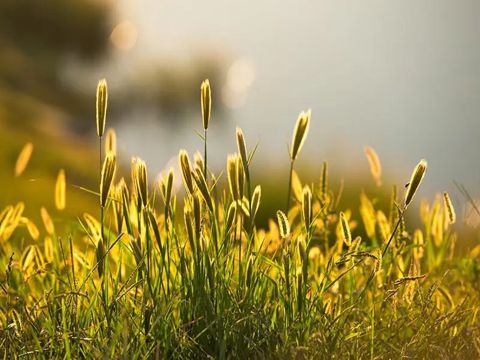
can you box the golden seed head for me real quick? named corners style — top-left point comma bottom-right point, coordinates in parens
top-left (200, 79), bottom-right (211, 130)
top-left (225, 201), bottom-right (238, 231)
top-left (15, 142), bottom-right (33, 177)
top-left (160, 168), bottom-right (174, 206)
top-left (227, 154), bottom-right (240, 201)
top-left (179, 150), bottom-right (194, 194)
top-left (100, 154), bottom-right (116, 207)
top-left (40, 207), bottom-right (55, 235)
top-left (251, 185), bottom-right (262, 220)
top-left (290, 109), bottom-right (311, 161)
top-left (443, 191), bottom-right (456, 225)
top-left (339, 212), bottom-right (352, 246)
top-left (105, 128), bottom-right (117, 156)
top-left (364, 146), bottom-right (382, 187)
top-left (302, 186), bottom-right (312, 230)
top-left (276, 210), bottom-right (290, 239)
top-left (133, 158), bottom-right (148, 207)
top-left (236, 156), bottom-right (245, 201)
top-left (236, 127), bottom-right (248, 172)
top-left (55, 169), bottom-right (66, 211)
top-left (404, 159), bottom-right (427, 208)
top-left (96, 78), bottom-right (108, 138)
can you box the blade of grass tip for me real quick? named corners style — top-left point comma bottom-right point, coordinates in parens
top-left (453, 180), bottom-right (480, 218)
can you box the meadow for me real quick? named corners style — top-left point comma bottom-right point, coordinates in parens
top-left (1, 79), bottom-right (479, 359)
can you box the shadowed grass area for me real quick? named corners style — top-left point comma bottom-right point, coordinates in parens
top-left (1, 81), bottom-right (479, 359)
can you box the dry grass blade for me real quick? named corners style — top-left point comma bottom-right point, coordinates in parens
top-left (15, 142), bottom-right (34, 177)
top-left (55, 169), bottom-right (66, 211)
top-left (96, 79), bottom-right (108, 138)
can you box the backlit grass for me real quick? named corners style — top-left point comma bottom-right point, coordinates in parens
top-left (1, 79), bottom-right (479, 359)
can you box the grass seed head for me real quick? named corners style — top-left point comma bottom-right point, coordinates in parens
top-left (40, 207), bottom-right (55, 235)
top-left (405, 159), bottom-right (427, 208)
top-left (251, 185), bottom-right (261, 221)
top-left (133, 158), bottom-right (148, 207)
top-left (227, 154), bottom-right (240, 201)
top-left (100, 154), bottom-right (116, 207)
top-left (290, 109), bottom-right (311, 161)
top-left (96, 78), bottom-right (108, 138)
top-left (105, 128), bottom-right (117, 156)
top-left (15, 142), bottom-right (33, 177)
top-left (200, 79), bottom-right (211, 130)
top-left (225, 201), bottom-right (237, 232)
top-left (302, 186), bottom-right (312, 231)
top-left (364, 146), bottom-right (382, 187)
top-left (339, 212), bottom-right (352, 246)
top-left (55, 169), bottom-right (66, 210)
top-left (276, 210), bottom-right (290, 239)
top-left (443, 191), bottom-right (456, 225)
top-left (179, 150), bottom-right (194, 195)
top-left (236, 127), bottom-right (249, 173)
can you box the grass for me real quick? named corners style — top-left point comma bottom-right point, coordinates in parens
top-left (1, 79), bottom-right (480, 359)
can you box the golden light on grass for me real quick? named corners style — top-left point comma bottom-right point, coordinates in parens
top-left (110, 20), bottom-right (138, 50)
top-left (96, 79), bottom-right (108, 138)
top-left (290, 110), bottom-right (311, 161)
top-left (15, 142), bottom-right (33, 177)
top-left (201, 79), bottom-right (212, 130)
top-left (364, 146), bottom-right (382, 187)
top-left (40, 207), bottom-right (55, 235)
top-left (404, 159), bottom-right (427, 208)
top-left (443, 191), bottom-right (456, 225)
top-left (55, 169), bottom-right (66, 211)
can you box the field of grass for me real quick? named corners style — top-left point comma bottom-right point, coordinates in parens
top-left (1, 79), bottom-right (480, 359)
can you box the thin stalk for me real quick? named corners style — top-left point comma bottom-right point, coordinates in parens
top-left (382, 207), bottom-right (405, 257)
top-left (99, 137), bottom-right (104, 243)
top-left (286, 160), bottom-right (294, 212)
top-left (204, 129), bottom-right (208, 179)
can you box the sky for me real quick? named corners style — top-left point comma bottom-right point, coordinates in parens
top-left (104, 0), bottom-right (480, 201)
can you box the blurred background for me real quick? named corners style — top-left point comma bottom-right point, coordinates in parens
top-left (1, 0), bottom-right (480, 224)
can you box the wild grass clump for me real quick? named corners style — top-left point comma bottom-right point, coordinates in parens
top-left (0, 79), bottom-right (479, 359)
